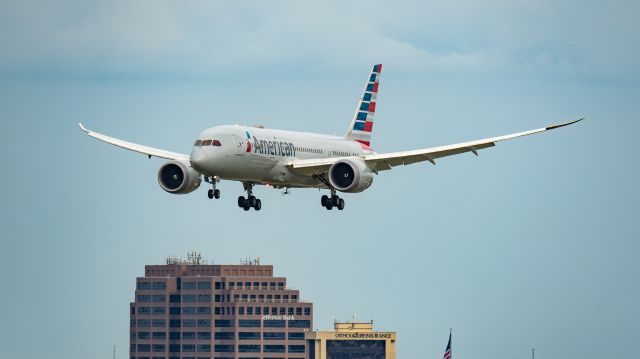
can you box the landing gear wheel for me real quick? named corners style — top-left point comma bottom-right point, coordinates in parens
top-left (243, 201), bottom-right (251, 211)
top-left (321, 195), bottom-right (329, 207)
top-left (213, 189), bottom-right (221, 199)
top-left (208, 189), bottom-right (214, 199)
top-left (238, 196), bottom-right (246, 207)
top-left (332, 195), bottom-right (340, 206)
top-left (254, 199), bottom-right (262, 211)
top-left (248, 195), bottom-right (256, 207)
top-left (337, 198), bottom-right (345, 210)
top-left (325, 201), bottom-right (334, 210)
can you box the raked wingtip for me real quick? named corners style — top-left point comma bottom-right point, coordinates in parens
top-left (78, 122), bottom-right (89, 133)
top-left (545, 118), bottom-right (584, 131)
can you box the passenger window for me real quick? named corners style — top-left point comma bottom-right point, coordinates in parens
top-left (202, 140), bottom-right (212, 146)
top-left (194, 140), bottom-right (202, 146)
top-left (212, 140), bottom-right (221, 147)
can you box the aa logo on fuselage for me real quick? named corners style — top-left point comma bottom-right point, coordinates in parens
top-left (251, 136), bottom-right (296, 157)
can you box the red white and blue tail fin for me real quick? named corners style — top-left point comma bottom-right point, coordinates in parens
top-left (345, 64), bottom-right (382, 147)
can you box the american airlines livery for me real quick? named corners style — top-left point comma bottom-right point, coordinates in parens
top-left (80, 64), bottom-right (582, 211)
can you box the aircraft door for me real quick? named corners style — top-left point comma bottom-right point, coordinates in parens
top-left (232, 135), bottom-right (242, 155)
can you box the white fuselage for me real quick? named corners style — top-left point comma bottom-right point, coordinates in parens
top-left (189, 125), bottom-right (374, 188)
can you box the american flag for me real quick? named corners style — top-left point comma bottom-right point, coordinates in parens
top-left (443, 331), bottom-right (452, 359)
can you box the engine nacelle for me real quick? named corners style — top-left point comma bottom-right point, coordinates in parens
top-left (157, 161), bottom-right (202, 195)
top-left (328, 159), bottom-right (374, 193)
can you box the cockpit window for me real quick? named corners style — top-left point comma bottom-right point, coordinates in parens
top-left (202, 140), bottom-right (212, 146)
top-left (212, 140), bottom-right (221, 147)
top-left (194, 140), bottom-right (202, 146)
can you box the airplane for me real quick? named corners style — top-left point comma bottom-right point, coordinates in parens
top-left (79, 64), bottom-right (582, 211)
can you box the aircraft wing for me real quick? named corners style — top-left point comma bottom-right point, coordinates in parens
top-left (78, 123), bottom-right (190, 161)
top-left (287, 119), bottom-right (582, 175)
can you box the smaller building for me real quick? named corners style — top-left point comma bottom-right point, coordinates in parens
top-left (305, 321), bottom-right (396, 359)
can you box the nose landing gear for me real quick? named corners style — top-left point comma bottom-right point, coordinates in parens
top-left (321, 189), bottom-right (344, 210)
top-left (205, 176), bottom-right (221, 199)
top-left (238, 182), bottom-right (262, 211)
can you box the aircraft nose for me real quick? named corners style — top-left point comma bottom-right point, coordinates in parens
top-left (190, 149), bottom-right (207, 171)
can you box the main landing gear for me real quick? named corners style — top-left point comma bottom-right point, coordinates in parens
top-left (238, 182), bottom-right (261, 211)
top-left (205, 177), bottom-right (221, 199)
top-left (321, 189), bottom-right (345, 210)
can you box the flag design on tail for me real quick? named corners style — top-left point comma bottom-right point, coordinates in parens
top-left (345, 64), bottom-right (382, 147)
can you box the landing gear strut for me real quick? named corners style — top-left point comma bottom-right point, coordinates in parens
top-left (238, 182), bottom-right (261, 211)
top-left (321, 188), bottom-right (344, 210)
top-left (206, 176), bottom-right (221, 199)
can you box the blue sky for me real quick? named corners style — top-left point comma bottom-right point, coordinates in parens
top-left (0, 1), bottom-right (638, 358)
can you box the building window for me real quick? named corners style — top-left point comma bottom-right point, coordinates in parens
top-left (137, 282), bottom-right (152, 290)
top-left (169, 332), bottom-right (180, 340)
top-left (169, 295), bottom-right (180, 303)
top-left (288, 307), bottom-right (294, 315)
top-left (152, 344), bottom-right (165, 352)
top-left (151, 319), bottom-right (165, 327)
top-left (182, 344), bottom-right (195, 352)
top-left (263, 320), bottom-right (285, 328)
top-left (215, 282), bottom-right (223, 290)
top-left (169, 319), bottom-right (180, 328)
top-left (183, 282), bottom-right (196, 290)
top-left (304, 307), bottom-right (311, 316)
top-left (169, 344), bottom-right (180, 352)
top-left (197, 307), bottom-right (211, 314)
top-left (289, 345), bottom-right (305, 353)
top-left (152, 282), bottom-right (166, 290)
top-left (169, 307), bottom-right (180, 315)
top-left (296, 308), bottom-right (302, 316)
top-left (247, 307), bottom-right (253, 315)
top-left (289, 332), bottom-right (304, 340)
top-left (255, 307), bottom-right (261, 315)
top-left (288, 320), bottom-right (310, 328)
top-left (182, 320), bottom-right (196, 327)
top-left (239, 332), bottom-right (260, 340)
top-left (182, 294), bottom-right (196, 302)
top-left (137, 332), bottom-right (151, 339)
top-left (137, 295), bottom-right (152, 302)
top-left (197, 344), bottom-right (211, 353)
top-left (137, 320), bottom-right (151, 327)
top-left (182, 332), bottom-right (196, 340)
top-left (264, 345), bottom-right (285, 353)
top-left (182, 307), bottom-right (196, 315)
top-left (152, 307), bottom-right (165, 315)
top-left (152, 295), bottom-right (166, 303)
top-left (214, 332), bottom-right (234, 340)
top-left (214, 319), bottom-right (234, 328)
top-left (238, 307), bottom-right (245, 315)
top-left (263, 332), bottom-right (285, 340)
top-left (214, 345), bottom-right (234, 353)
top-left (197, 281), bottom-right (211, 290)
top-left (137, 344), bottom-right (151, 352)
top-left (239, 345), bottom-right (260, 353)
top-left (214, 307), bottom-right (221, 315)
top-left (239, 319), bottom-right (261, 328)
top-left (137, 307), bottom-right (151, 314)
top-left (197, 319), bottom-right (210, 327)
top-left (197, 294), bottom-right (211, 302)
top-left (197, 332), bottom-right (211, 340)
top-left (279, 307), bottom-right (286, 315)
top-left (271, 307), bottom-right (277, 315)
top-left (152, 332), bottom-right (166, 340)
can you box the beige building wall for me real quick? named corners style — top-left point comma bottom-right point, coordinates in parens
top-left (305, 322), bottom-right (396, 359)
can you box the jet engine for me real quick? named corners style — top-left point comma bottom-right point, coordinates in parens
top-left (157, 161), bottom-right (202, 194)
top-left (328, 159), bottom-right (374, 193)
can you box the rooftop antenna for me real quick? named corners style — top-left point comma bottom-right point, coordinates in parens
top-left (352, 314), bottom-right (357, 323)
top-left (532, 348), bottom-right (535, 359)
top-left (113, 345), bottom-right (116, 359)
